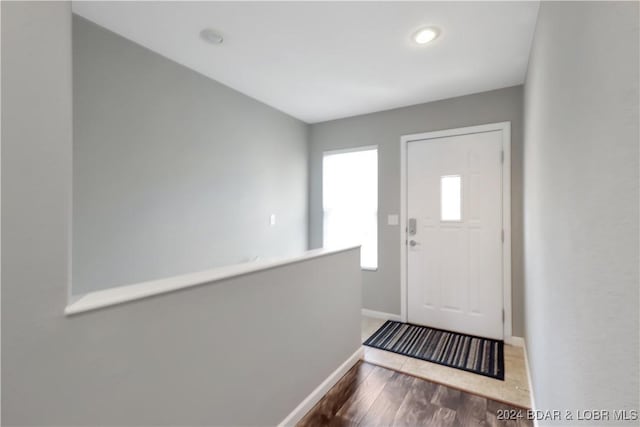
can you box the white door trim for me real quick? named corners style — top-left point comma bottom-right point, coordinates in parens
top-left (400, 122), bottom-right (512, 341)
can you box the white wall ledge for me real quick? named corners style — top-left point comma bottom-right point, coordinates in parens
top-left (65, 245), bottom-right (360, 316)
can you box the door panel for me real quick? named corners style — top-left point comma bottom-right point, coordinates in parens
top-left (407, 130), bottom-right (503, 340)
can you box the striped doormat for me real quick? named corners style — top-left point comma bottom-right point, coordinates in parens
top-left (363, 320), bottom-right (504, 380)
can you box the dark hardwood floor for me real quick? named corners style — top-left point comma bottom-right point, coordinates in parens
top-left (297, 361), bottom-right (532, 427)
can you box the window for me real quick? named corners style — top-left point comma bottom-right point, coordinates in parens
top-left (441, 175), bottom-right (462, 221)
top-left (323, 148), bottom-right (378, 270)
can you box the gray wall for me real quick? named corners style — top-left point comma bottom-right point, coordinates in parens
top-left (523, 1), bottom-right (639, 422)
top-left (309, 86), bottom-right (525, 336)
top-left (2, 2), bottom-right (362, 425)
top-left (73, 15), bottom-right (308, 294)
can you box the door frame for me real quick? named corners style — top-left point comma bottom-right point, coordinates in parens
top-left (399, 121), bottom-right (512, 341)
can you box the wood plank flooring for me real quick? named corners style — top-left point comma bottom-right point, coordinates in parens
top-left (297, 361), bottom-right (532, 427)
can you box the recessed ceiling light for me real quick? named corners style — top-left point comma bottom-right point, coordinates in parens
top-left (200, 28), bottom-right (224, 45)
top-left (413, 27), bottom-right (440, 45)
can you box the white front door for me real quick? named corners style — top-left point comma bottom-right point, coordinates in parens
top-left (407, 130), bottom-right (504, 340)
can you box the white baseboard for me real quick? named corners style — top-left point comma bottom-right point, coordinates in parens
top-left (278, 347), bottom-right (363, 427)
top-left (505, 335), bottom-right (525, 347)
top-left (361, 308), bottom-right (402, 322)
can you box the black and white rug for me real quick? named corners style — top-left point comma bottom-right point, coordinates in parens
top-left (363, 320), bottom-right (504, 380)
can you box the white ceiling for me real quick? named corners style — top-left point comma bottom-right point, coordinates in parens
top-left (72, 1), bottom-right (539, 123)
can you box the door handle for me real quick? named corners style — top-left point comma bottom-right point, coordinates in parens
top-left (409, 240), bottom-right (419, 247)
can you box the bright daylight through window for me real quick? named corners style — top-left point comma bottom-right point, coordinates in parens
top-left (323, 148), bottom-right (378, 270)
top-left (441, 175), bottom-right (462, 221)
